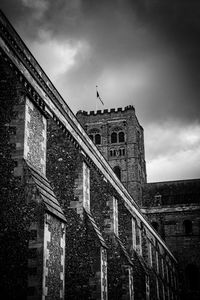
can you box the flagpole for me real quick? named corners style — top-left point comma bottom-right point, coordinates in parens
top-left (95, 85), bottom-right (98, 111)
top-left (96, 85), bottom-right (104, 106)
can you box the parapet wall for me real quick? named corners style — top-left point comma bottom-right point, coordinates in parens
top-left (77, 105), bottom-right (135, 116)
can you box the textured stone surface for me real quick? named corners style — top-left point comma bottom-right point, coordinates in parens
top-left (45, 214), bottom-right (65, 300)
top-left (47, 120), bottom-right (105, 299)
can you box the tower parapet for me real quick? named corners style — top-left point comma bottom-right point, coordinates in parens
top-left (76, 105), bottom-right (135, 117)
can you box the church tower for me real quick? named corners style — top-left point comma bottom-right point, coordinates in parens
top-left (76, 105), bottom-right (146, 206)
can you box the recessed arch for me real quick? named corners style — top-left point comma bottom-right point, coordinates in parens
top-left (95, 133), bottom-right (101, 145)
top-left (111, 132), bottom-right (117, 143)
top-left (119, 131), bottom-right (125, 143)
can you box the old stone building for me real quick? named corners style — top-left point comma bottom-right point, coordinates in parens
top-left (142, 180), bottom-right (200, 300)
top-left (0, 9), bottom-right (188, 300)
top-left (76, 107), bottom-right (146, 206)
top-left (77, 109), bottom-right (200, 300)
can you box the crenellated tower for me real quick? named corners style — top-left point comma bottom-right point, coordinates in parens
top-left (76, 105), bottom-right (147, 206)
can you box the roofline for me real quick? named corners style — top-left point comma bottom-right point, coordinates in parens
top-left (146, 178), bottom-right (200, 185)
top-left (0, 10), bottom-right (177, 263)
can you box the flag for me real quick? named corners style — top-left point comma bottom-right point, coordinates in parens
top-left (96, 90), bottom-right (104, 105)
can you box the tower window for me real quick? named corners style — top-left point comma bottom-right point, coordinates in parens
top-left (119, 131), bottom-right (125, 142)
top-left (110, 149), bottom-right (117, 157)
top-left (111, 132), bottom-right (117, 143)
top-left (119, 148), bottom-right (125, 156)
top-left (113, 166), bottom-right (121, 180)
top-left (95, 134), bottom-right (101, 145)
top-left (111, 131), bottom-right (125, 143)
top-left (88, 128), bottom-right (101, 145)
top-left (183, 220), bottom-right (193, 235)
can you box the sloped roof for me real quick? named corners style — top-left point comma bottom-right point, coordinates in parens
top-left (84, 209), bottom-right (108, 249)
top-left (25, 160), bottom-right (66, 222)
top-left (143, 179), bottom-right (200, 206)
top-left (115, 235), bottom-right (133, 266)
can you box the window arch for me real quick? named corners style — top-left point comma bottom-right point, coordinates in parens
top-left (95, 134), bottom-right (101, 145)
top-left (185, 264), bottom-right (199, 290)
top-left (183, 220), bottom-right (193, 235)
top-left (113, 166), bottom-right (121, 180)
top-left (111, 132), bottom-right (117, 143)
top-left (119, 131), bottom-right (125, 143)
top-left (89, 128), bottom-right (100, 134)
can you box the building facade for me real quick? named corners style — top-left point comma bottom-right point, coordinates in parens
top-left (142, 180), bottom-right (200, 300)
top-left (0, 10), bottom-right (179, 300)
top-left (77, 108), bottom-right (200, 300)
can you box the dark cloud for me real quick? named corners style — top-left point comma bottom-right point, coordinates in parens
top-left (1, 0), bottom-right (200, 122)
top-left (1, 0), bottom-right (200, 180)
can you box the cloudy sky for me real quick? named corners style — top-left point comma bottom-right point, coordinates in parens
top-left (1, 0), bottom-right (200, 182)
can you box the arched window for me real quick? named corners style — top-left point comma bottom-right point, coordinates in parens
top-left (119, 131), bottom-right (125, 143)
top-left (111, 132), bottom-right (117, 143)
top-left (95, 134), bottom-right (101, 145)
top-left (113, 150), bottom-right (117, 157)
top-left (113, 166), bottom-right (121, 180)
top-left (183, 220), bottom-right (193, 235)
top-left (151, 221), bottom-right (159, 232)
top-left (110, 150), bottom-right (113, 157)
top-left (185, 264), bottom-right (199, 290)
top-left (119, 148), bottom-right (125, 156)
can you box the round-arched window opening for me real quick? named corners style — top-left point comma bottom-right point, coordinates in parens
top-left (185, 264), bottom-right (199, 290)
top-left (183, 220), bottom-right (193, 235)
top-left (119, 131), bottom-right (125, 143)
top-left (95, 134), bottom-right (101, 145)
top-left (111, 132), bottom-right (117, 143)
top-left (151, 221), bottom-right (159, 232)
top-left (113, 166), bottom-right (121, 180)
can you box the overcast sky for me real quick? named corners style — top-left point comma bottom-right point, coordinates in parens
top-left (1, 0), bottom-right (200, 182)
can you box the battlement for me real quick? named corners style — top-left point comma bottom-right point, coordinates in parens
top-left (76, 105), bottom-right (135, 116)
